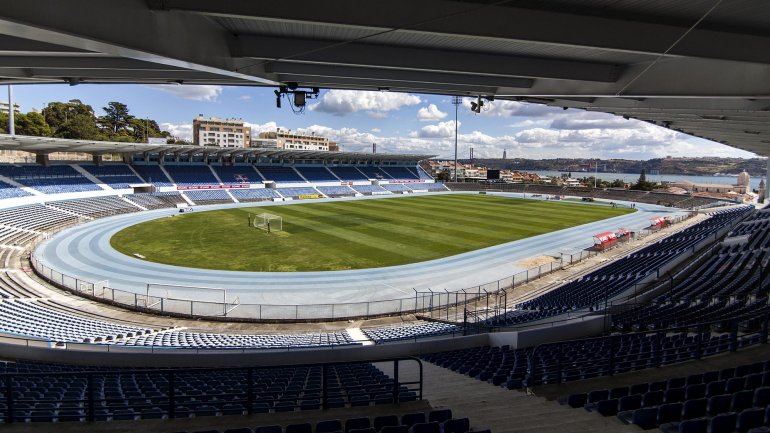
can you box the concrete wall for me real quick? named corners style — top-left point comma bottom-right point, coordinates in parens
top-left (488, 315), bottom-right (605, 349)
top-left (0, 333), bottom-right (489, 368)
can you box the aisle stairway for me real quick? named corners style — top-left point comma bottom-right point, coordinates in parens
top-left (378, 361), bottom-right (640, 433)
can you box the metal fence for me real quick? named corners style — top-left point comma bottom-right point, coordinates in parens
top-left (30, 250), bottom-right (594, 322)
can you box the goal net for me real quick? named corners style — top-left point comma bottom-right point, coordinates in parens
top-left (251, 212), bottom-right (282, 232)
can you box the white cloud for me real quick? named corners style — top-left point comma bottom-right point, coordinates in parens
top-left (238, 95), bottom-right (252, 101)
top-left (157, 97), bottom-right (756, 161)
top-left (417, 104), bottom-right (448, 122)
top-left (160, 122), bottom-right (193, 141)
top-left (414, 120), bottom-right (459, 138)
top-left (462, 98), bottom-right (563, 117)
top-left (144, 84), bottom-right (223, 102)
top-left (245, 121), bottom-right (285, 135)
top-left (509, 119), bottom-right (551, 128)
top-left (550, 112), bottom-right (639, 130)
top-left (310, 90), bottom-right (421, 116)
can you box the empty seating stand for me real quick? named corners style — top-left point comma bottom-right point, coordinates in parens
top-left (256, 167), bottom-right (305, 183)
top-left (47, 196), bottom-right (140, 218)
top-left (277, 187), bottom-right (321, 198)
top-left (317, 186), bottom-right (356, 197)
top-left (612, 207), bottom-right (770, 332)
top-left (483, 207), bottom-right (752, 328)
top-left (363, 322), bottom-right (463, 343)
top-left (405, 183), bottom-right (447, 192)
top-left (0, 179), bottom-right (31, 199)
top-left (154, 410), bottom-right (481, 433)
top-left (0, 164), bottom-right (100, 194)
top-left (130, 165), bottom-right (174, 187)
top-left (383, 167), bottom-right (421, 181)
top-left (114, 329), bottom-right (358, 349)
top-left (184, 190), bottom-right (234, 205)
top-left (295, 167), bottom-right (339, 182)
top-left (0, 361), bottom-right (421, 423)
top-left (213, 165), bottom-right (262, 184)
top-left (353, 185), bottom-right (390, 195)
top-left (230, 189), bottom-right (281, 202)
top-left (562, 360), bottom-right (770, 433)
top-left (80, 164), bottom-right (144, 189)
top-left (329, 167), bottom-right (369, 181)
top-left (383, 184), bottom-right (411, 193)
top-left (164, 165), bottom-right (220, 187)
top-left (0, 204), bottom-right (78, 231)
top-left (125, 192), bottom-right (187, 209)
top-left (357, 167), bottom-right (393, 180)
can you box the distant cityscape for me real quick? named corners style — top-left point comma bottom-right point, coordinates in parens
top-left (423, 159), bottom-right (765, 204)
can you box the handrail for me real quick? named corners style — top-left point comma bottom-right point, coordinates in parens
top-left (0, 356), bottom-right (424, 424)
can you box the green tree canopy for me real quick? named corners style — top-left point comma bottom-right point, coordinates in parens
top-left (99, 101), bottom-right (133, 135)
top-left (16, 112), bottom-right (51, 136)
top-left (631, 168), bottom-right (655, 191)
top-left (42, 99), bottom-right (104, 139)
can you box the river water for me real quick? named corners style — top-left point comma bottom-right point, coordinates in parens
top-left (531, 170), bottom-right (765, 191)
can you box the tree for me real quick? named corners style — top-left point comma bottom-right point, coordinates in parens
top-left (17, 112), bottom-right (51, 136)
top-left (127, 118), bottom-right (163, 142)
top-left (0, 112), bottom-right (9, 134)
top-left (55, 115), bottom-right (104, 140)
top-left (99, 101), bottom-right (133, 135)
top-left (42, 99), bottom-right (102, 140)
top-left (0, 111), bottom-right (52, 136)
top-left (43, 99), bottom-right (95, 130)
top-left (631, 168), bottom-right (655, 191)
top-left (434, 171), bottom-right (450, 181)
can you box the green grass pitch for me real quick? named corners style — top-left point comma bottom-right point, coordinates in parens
top-left (110, 194), bottom-right (634, 272)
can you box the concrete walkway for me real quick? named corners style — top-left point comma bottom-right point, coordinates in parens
top-left (377, 360), bottom-right (640, 433)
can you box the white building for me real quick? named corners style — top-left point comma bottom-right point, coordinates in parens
top-left (193, 116), bottom-right (251, 148)
top-left (0, 102), bottom-right (20, 114)
top-left (257, 129), bottom-right (337, 151)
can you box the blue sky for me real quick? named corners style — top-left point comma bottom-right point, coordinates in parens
top-left (9, 83), bottom-right (757, 160)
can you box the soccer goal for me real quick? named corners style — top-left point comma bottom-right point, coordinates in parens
top-left (250, 212), bottom-right (282, 233)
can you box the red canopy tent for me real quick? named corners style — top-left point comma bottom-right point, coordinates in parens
top-left (593, 231), bottom-right (618, 251)
top-left (650, 216), bottom-right (667, 228)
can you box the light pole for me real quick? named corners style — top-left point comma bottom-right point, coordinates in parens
top-left (451, 96), bottom-right (462, 182)
top-left (594, 158), bottom-right (598, 188)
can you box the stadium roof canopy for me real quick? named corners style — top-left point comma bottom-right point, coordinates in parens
top-left (0, 134), bottom-right (434, 162)
top-left (1, 1), bottom-right (769, 156)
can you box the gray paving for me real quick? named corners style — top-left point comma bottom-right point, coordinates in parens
top-left (33, 192), bottom-right (685, 306)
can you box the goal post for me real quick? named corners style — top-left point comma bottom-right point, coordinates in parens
top-left (250, 212), bottom-right (282, 233)
top-left (146, 283), bottom-right (241, 316)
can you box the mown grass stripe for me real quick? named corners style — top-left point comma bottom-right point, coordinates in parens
top-left (110, 194), bottom-right (633, 271)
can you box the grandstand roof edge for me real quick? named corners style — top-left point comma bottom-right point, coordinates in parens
top-left (0, 134), bottom-right (436, 162)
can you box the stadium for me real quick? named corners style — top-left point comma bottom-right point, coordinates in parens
top-left (1, 2), bottom-right (770, 433)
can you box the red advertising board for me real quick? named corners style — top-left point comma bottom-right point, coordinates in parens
top-left (176, 184), bottom-right (250, 190)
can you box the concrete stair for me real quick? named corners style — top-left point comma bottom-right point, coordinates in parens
top-left (378, 361), bottom-right (641, 433)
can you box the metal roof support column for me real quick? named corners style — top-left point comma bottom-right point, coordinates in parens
top-left (766, 158), bottom-right (770, 201)
top-left (7, 85), bottom-right (13, 136)
top-left (35, 152), bottom-right (49, 166)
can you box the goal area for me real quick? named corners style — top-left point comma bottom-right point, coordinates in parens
top-left (250, 212), bottom-right (282, 232)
